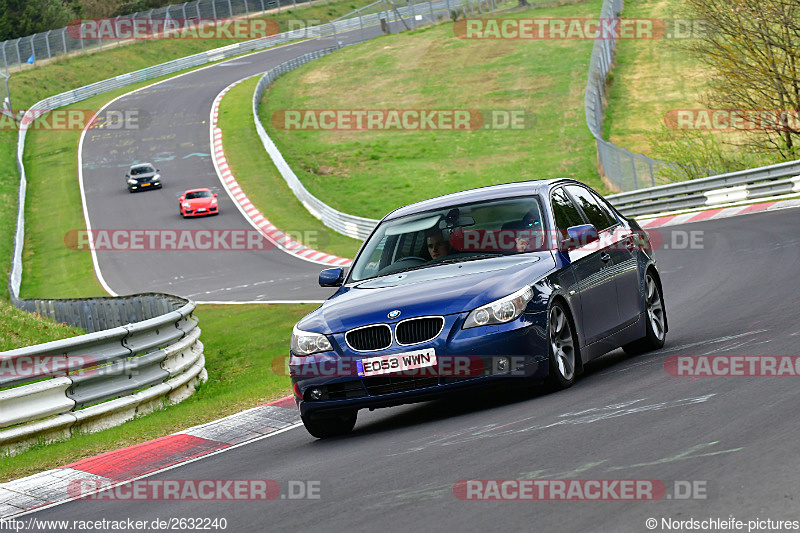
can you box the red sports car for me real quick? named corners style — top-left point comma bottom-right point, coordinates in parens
top-left (179, 188), bottom-right (219, 217)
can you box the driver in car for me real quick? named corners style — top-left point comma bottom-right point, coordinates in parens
top-left (426, 228), bottom-right (452, 259)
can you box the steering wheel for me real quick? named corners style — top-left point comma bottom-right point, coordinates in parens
top-left (394, 256), bottom-right (426, 263)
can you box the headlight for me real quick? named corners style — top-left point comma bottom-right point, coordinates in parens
top-left (463, 286), bottom-right (534, 329)
top-left (127, 179), bottom-right (136, 184)
top-left (152, 174), bottom-right (161, 181)
top-left (211, 198), bottom-right (217, 205)
top-left (182, 202), bottom-right (190, 208)
top-left (291, 325), bottom-right (333, 355)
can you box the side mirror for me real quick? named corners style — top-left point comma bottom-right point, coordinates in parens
top-left (213, 193), bottom-right (218, 197)
top-left (319, 267), bottom-right (344, 287)
top-left (561, 224), bottom-right (598, 251)
top-left (179, 196), bottom-right (185, 201)
top-left (125, 174), bottom-right (129, 178)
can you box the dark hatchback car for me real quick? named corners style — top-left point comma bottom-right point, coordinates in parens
top-left (291, 179), bottom-right (667, 438)
top-left (125, 163), bottom-right (162, 192)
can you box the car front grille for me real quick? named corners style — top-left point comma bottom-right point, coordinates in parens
top-left (363, 376), bottom-right (439, 396)
top-left (345, 324), bottom-right (392, 351)
top-left (396, 316), bottom-right (444, 345)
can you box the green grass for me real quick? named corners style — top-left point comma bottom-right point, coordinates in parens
top-left (218, 77), bottom-right (363, 258)
top-left (261, 0), bottom-right (604, 220)
top-left (602, 0), bottom-right (707, 155)
top-left (0, 303), bottom-right (311, 482)
top-left (0, 0), bottom-right (375, 302)
top-left (0, 301), bottom-right (86, 351)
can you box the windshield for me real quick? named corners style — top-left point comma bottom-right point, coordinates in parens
top-left (349, 196), bottom-right (547, 282)
top-left (186, 191), bottom-right (212, 199)
top-left (130, 165), bottom-right (154, 175)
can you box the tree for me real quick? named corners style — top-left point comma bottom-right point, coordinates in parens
top-left (18, 0), bottom-right (76, 36)
top-left (683, 0), bottom-right (800, 158)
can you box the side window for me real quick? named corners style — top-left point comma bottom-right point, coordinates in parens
top-left (565, 185), bottom-right (617, 231)
top-left (551, 188), bottom-right (585, 231)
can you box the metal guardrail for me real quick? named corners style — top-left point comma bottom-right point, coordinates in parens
top-left (0, 295), bottom-right (205, 455)
top-left (607, 159), bottom-right (800, 217)
top-left (8, 15), bottom-right (369, 304)
top-left (253, 49), bottom-right (381, 241)
top-left (252, 0), bottom-right (800, 232)
top-left (252, 0), bottom-right (478, 240)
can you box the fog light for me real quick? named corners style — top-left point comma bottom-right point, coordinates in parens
top-left (494, 357), bottom-right (510, 373)
top-left (309, 387), bottom-right (323, 400)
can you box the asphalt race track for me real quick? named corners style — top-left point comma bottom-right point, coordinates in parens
top-left (80, 29), bottom-right (385, 302)
top-left (29, 207), bottom-right (800, 531)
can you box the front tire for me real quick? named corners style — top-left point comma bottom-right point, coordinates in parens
top-left (623, 271), bottom-right (666, 355)
top-left (301, 410), bottom-right (357, 439)
top-left (546, 301), bottom-right (578, 390)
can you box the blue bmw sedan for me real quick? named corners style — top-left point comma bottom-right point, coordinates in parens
top-left (290, 179), bottom-right (667, 438)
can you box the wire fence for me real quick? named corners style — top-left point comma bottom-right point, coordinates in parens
top-left (584, 0), bottom-right (662, 191)
top-left (0, 0), bottom-right (322, 75)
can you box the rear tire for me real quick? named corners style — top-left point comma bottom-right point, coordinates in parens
top-left (623, 271), bottom-right (666, 356)
top-left (546, 301), bottom-right (578, 390)
top-left (301, 410), bottom-right (357, 439)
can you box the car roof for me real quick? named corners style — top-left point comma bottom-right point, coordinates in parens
top-left (384, 179), bottom-right (580, 220)
top-left (183, 188), bottom-right (212, 194)
top-left (130, 163), bottom-right (154, 168)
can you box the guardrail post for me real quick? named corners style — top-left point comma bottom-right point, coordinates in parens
top-left (212, 1), bottom-right (217, 20)
top-left (197, 2), bottom-right (202, 19)
top-left (2, 41), bottom-right (8, 74)
top-left (244, 0), bottom-right (249, 15)
top-left (227, 0), bottom-right (233, 17)
top-left (182, 3), bottom-right (187, 20)
top-left (358, 9), bottom-right (365, 42)
top-left (428, 0), bottom-right (434, 23)
top-left (29, 36), bottom-right (36, 65)
top-left (408, 0), bottom-right (416, 30)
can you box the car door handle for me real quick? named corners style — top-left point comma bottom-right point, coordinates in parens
top-left (600, 252), bottom-right (611, 263)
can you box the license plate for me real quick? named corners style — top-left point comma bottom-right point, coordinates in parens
top-left (198, 208), bottom-right (206, 212)
top-left (142, 182), bottom-right (151, 187)
top-left (357, 348), bottom-right (436, 377)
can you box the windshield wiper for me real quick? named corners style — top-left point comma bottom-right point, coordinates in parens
top-left (433, 253), bottom-right (505, 265)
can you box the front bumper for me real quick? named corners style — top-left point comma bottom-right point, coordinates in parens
top-left (183, 206), bottom-right (218, 216)
top-left (291, 312), bottom-right (549, 417)
top-left (128, 181), bottom-right (161, 191)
